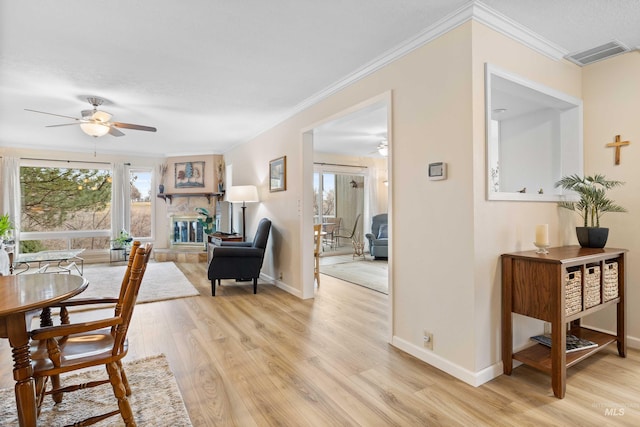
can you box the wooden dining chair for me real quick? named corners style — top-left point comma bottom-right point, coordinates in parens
top-left (53, 241), bottom-right (143, 327)
top-left (38, 241), bottom-right (145, 402)
top-left (314, 224), bottom-right (322, 287)
top-left (29, 242), bottom-right (152, 426)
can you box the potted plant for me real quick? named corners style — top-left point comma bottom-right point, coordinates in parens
top-left (554, 174), bottom-right (626, 248)
top-left (0, 213), bottom-right (13, 242)
top-left (113, 229), bottom-right (133, 249)
top-left (195, 207), bottom-right (215, 235)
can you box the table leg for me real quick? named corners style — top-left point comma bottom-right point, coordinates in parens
top-left (551, 321), bottom-right (567, 399)
top-left (501, 258), bottom-right (513, 375)
top-left (7, 314), bottom-right (37, 427)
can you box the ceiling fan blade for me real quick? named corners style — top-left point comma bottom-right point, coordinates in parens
top-left (112, 122), bottom-right (157, 132)
top-left (25, 109), bottom-right (81, 121)
top-left (109, 126), bottom-right (125, 137)
top-left (45, 123), bottom-right (82, 128)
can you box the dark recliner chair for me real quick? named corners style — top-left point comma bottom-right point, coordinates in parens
top-left (365, 213), bottom-right (388, 259)
top-left (207, 218), bottom-right (271, 296)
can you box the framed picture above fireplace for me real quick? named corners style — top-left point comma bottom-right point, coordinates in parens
top-left (175, 161), bottom-right (205, 188)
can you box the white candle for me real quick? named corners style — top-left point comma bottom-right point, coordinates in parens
top-left (535, 224), bottom-right (549, 246)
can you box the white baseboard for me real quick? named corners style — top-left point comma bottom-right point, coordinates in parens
top-left (392, 336), bottom-right (502, 387)
top-left (581, 323), bottom-right (640, 349)
top-left (260, 273), bottom-right (303, 298)
top-left (391, 328), bottom-right (640, 389)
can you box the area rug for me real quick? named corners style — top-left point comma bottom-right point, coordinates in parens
top-left (321, 259), bottom-right (388, 294)
top-left (0, 354), bottom-right (192, 426)
top-left (80, 261), bottom-right (200, 304)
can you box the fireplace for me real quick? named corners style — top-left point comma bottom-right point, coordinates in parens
top-left (170, 215), bottom-right (205, 246)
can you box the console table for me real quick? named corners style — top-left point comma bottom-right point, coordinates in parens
top-left (502, 246), bottom-right (626, 398)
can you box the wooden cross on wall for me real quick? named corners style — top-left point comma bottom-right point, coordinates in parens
top-left (606, 135), bottom-right (630, 165)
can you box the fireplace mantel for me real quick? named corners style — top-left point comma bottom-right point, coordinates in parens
top-left (157, 192), bottom-right (223, 204)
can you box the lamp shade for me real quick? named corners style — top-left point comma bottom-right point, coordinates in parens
top-left (226, 185), bottom-right (259, 203)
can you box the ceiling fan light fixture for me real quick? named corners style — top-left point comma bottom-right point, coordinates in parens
top-left (91, 110), bottom-right (112, 122)
top-left (80, 122), bottom-right (110, 137)
top-left (377, 140), bottom-right (388, 157)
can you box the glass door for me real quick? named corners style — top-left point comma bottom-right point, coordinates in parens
top-left (314, 167), bottom-right (365, 252)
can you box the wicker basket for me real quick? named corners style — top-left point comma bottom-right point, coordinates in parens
top-left (584, 265), bottom-right (601, 309)
top-left (565, 269), bottom-right (582, 316)
top-left (603, 261), bottom-right (619, 301)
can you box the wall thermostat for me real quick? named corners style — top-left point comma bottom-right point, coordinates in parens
top-left (428, 162), bottom-right (447, 181)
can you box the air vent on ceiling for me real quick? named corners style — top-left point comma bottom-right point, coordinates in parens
top-left (565, 40), bottom-right (630, 66)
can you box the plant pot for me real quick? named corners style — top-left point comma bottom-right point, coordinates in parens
top-left (576, 227), bottom-right (609, 248)
top-left (158, 184), bottom-right (165, 194)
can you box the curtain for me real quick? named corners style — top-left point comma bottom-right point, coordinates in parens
top-left (1, 157), bottom-right (21, 252)
top-left (111, 163), bottom-right (130, 239)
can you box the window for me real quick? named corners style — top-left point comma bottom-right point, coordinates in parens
top-left (129, 168), bottom-right (152, 239)
top-left (20, 162), bottom-right (112, 252)
top-left (313, 172), bottom-right (336, 221)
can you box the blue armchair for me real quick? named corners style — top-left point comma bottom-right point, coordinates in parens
top-left (207, 218), bottom-right (271, 296)
top-left (365, 213), bottom-right (388, 259)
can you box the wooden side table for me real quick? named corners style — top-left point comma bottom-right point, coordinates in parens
top-left (207, 233), bottom-right (243, 264)
top-left (502, 246), bottom-right (626, 398)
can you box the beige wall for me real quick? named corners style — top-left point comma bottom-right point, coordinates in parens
top-left (470, 22), bottom-right (583, 372)
top-left (581, 52), bottom-right (640, 348)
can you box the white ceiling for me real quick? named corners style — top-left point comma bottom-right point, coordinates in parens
top-left (1, 1), bottom-right (638, 157)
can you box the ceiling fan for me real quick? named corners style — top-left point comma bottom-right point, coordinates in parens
top-left (368, 138), bottom-right (388, 156)
top-left (25, 97), bottom-right (157, 137)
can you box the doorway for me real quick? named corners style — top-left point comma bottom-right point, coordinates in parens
top-left (301, 92), bottom-right (391, 301)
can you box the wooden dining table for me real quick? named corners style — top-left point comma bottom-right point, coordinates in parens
top-left (0, 273), bottom-right (88, 427)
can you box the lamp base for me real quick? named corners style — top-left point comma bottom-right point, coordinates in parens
top-left (241, 205), bottom-right (247, 242)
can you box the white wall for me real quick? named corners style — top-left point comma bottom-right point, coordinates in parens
top-left (500, 109), bottom-right (560, 194)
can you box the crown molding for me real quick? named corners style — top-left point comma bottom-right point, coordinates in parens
top-left (253, 1), bottom-right (569, 142)
top-left (471, 1), bottom-right (567, 61)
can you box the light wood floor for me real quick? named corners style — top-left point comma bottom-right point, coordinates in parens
top-left (1, 263), bottom-right (639, 426)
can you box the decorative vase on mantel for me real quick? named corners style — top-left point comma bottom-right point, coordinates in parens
top-left (576, 227), bottom-right (609, 249)
top-left (159, 184), bottom-right (165, 194)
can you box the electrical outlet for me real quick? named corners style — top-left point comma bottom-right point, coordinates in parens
top-left (544, 322), bottom-right (552, 335)
top-left (423, 330), bottom-right (433, 350)
top-left (278, 272), bottom-right (283, 280)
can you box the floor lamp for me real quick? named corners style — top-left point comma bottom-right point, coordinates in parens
top-left (226, 185), bottom-right (259, 242)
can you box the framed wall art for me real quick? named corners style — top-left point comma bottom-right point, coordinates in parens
top-left (269, 156), bottom-right (286, 192)
top-left (175, 161), bottom-right (205, 188)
